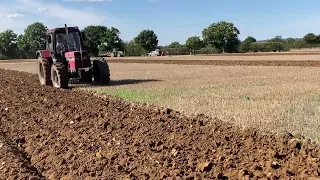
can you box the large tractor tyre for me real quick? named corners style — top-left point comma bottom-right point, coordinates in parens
top-left (37, 56), bottom-right (52, 86)
top-left (83, 71), bottom-right (93, 83)
top-left (92, 59), bottom-right (110, 85)
top-left (51, 62), bottom-right (69, 89)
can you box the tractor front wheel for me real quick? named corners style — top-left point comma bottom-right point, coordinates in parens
top-left (51, 62), bottom-right (68, 89)
top-left (37, 56), bottom-right (52, 86)
top-left (93, 59), bottom-right (110, 85)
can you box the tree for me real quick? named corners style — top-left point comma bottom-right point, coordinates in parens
top-left (202, 21), bottom-right (240, 53)
top-left (0, 30), bottom-right (18, 58)
top-left (263, 36), bottom-right (285, 52)
top-left (293, 40), bottom-right (305, 49)
top-left (82, 25), bottom-right (108, 56)
top-left (266, 42), bottom-right (285, 52)
top-left (134, 29), bottom-right (158, 52)
top-left (18, 22), bottom-right (47, 58)
top-left (239, 36), bottom-right (256, 52)
top-left (285, 37), bottom-right (295, 44)
top-left (242, 36), bottom-right (256, 44)
top-left (124, 40), bottom-right (146, 56)
top-left (168, 41), bottom-right (182, 48)
top-left (269, 35), bottom-right (283, 42)
top-left (225, 38), bottom-right (241, 53)
top-left (185, 36), bottom-right (203, 54)
top-left (303, 33), bottom-right (319, 45)
top-left (99, 27), bottom-right (124, 52)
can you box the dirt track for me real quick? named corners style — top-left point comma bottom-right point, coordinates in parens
top-left (195, 52), bottom-right (320, 56)
top-left (3, 53), bottom-right (320, 67)
top-left (1, 69), bottom-right (320, 179)
top-left (106, 59), bottom-right (320, 67)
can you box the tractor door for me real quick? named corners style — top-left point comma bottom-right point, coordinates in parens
top-left (46, 34), bottom-right (54, 52)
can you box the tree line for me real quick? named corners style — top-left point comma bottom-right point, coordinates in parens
top-left (0, 22), bottom-right (159, 59)
top-left (1, 21), bottom-right (320, 59)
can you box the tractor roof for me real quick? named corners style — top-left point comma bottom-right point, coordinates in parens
top-left (47, 26), bottom-right (80, 33)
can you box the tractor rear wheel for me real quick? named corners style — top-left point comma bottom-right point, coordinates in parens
top-left (37, 56), bottom-right (52, 86)
top-left (92, 59), bottom-right (110, 85)
top-left (51, 62), bottom-right (68, 89)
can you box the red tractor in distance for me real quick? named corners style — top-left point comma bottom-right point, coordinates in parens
top-left (36, 24), bottom-right (110, 89)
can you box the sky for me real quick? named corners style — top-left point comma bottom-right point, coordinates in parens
top-left (0, 0), bottom-right (320, 45)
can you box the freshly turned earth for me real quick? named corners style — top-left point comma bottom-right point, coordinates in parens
top-left (0, 133), bottom-right (44, 179)
top-left (0, 69), bottom-right (319, 179)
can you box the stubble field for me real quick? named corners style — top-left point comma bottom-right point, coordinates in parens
top-left (0, 53), bottom-right (320, 179)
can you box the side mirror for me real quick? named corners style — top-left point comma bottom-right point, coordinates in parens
top-left (47, 35), bottom-right (51, 43)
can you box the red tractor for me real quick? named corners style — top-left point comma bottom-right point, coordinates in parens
top-left (36, 24), bottom-right (110, 89)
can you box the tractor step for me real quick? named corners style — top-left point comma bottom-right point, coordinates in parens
top-left (69, 78), bottom-right (80, 84)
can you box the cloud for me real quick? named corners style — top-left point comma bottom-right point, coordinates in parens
top-left (62, 0), bottom-right (112, 2)
top-left (0, 0), bottom-right (138, 43)
top-left (7, 13), bottom-right (25, 18)
top-left (0, 13), bottom-right (30, 34)
top-left (16, 0), bottom-right (119, 29)
top-left (38, 8), bottom-right (48, 12)
top-left (0, 0), bottom-right (124, 36)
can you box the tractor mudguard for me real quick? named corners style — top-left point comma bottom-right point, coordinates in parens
top-left (36, 50), bottom-right (51, 59)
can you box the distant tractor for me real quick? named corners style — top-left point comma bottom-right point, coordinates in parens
top-left (98, 48), bottom-right (124, 57)
top-left (36, 24), bottom-right (110, 89)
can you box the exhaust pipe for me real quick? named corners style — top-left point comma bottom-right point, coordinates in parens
top-left (64, 24), bottom-right (70, 51)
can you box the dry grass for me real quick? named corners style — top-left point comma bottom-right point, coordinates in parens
top-left (290, 47), bottom-right (320, 52)
top-left (1, 60), bottom-right (320, 143)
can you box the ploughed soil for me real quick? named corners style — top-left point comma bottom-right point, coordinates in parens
top-left (0, 69), bottom-right (320, 179)
top-left (0, 133), bottom-right (44, 179)
top-left (107, 59), bottom-right (320, 67)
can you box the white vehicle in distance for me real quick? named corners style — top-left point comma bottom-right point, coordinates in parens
top-left (148, 49), bottom-right (165, 56)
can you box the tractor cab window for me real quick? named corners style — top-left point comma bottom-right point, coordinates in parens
top-left (55, 32), bottom-right (81, 52)
top-left (47, 35), bottom-right (53, 51)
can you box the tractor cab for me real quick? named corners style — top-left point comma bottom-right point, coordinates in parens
top-left (45, 26), bottom-right (92, 80)
top-left (46, 26), bottom-right (83, 56)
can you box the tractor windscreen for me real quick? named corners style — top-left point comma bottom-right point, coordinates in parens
top-left (56, 31), bottom-right (82, 52)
